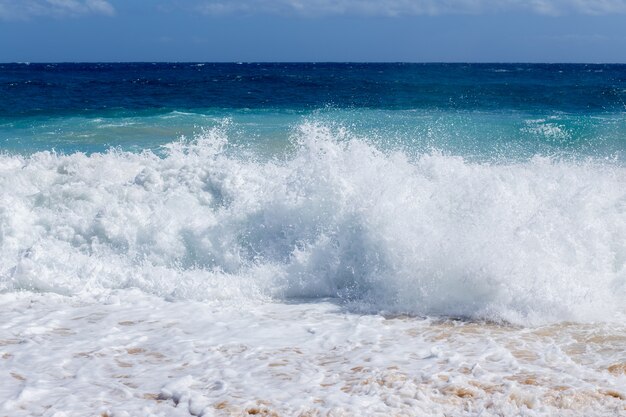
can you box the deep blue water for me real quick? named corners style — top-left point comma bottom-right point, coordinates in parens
top-left (2, 63), bottom-right (626, 115)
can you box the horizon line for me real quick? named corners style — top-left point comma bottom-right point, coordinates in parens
top-left (3, 61), bottom-right (626, 65)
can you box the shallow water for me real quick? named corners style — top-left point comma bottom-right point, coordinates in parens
top-left (1, 292), bottom-right (624, 416)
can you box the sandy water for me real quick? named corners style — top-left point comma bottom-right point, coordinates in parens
top-left (1, 291), bottom-right (625, 417)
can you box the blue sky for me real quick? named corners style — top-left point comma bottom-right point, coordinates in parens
top-left (1, 0), bottom-right (626, 62)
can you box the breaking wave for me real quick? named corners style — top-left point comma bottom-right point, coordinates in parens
top-left (1, 122), bottom-right (624, 324)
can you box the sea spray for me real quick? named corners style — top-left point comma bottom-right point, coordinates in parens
top-left (1, 122), bottom-right (624, 324)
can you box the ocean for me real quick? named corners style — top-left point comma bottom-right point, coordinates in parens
top-left (0, 63), bottom-right (625, 416)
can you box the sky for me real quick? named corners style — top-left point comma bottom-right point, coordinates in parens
top-left (1, 0), bottom-right (626, 62)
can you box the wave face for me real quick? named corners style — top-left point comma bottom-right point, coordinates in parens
top-left (1, 122), bottom-right (625, 324)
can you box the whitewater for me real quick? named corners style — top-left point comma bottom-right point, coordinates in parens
top-left (1, 121), bottom-right (625, 416)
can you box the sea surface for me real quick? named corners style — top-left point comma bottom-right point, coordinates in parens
top-left (0, 63), bottom-right (625, 416)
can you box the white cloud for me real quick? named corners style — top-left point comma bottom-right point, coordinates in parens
top-left (0, 0), bottom-right (115, 20)
top-left (194, 0), bottom-right (626, 16)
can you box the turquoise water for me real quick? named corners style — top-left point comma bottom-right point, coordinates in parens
top-left (2, 108), bottom-right (625, 161)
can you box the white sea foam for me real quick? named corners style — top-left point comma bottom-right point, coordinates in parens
top-left (522, 119), bottom-right (571, 141)
top-left (2, 292), bottom-right (625, 417)
top-left (0, 122), bottom-right (624, 325)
